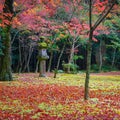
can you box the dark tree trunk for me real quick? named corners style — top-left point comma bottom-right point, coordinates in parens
top-left (111, 48), bottom-right (116, 68)
top-left (47, 51), bottom-right (53, 72)
top-left (0, 0), bottom-right (14, 81)
top-left (84, 0), bottom-right (116, 100)
top-left (53, 44), bottom-right (65, 78)
top-left (18, 38), bottom-right (22, 73)
top-left (95, 40), bottom-right (106, 72)
top-left (23, 45), bottom-right (33, 72)
top-left (84, 0), bottom-right (92, 100)
top-left (35, 59), bottom-right (39, 73)
top-left (56, 44), bottom-right (65, 70)
top-left (0, 28), bottom-right (13, 81)
top-left (54, 44), bottom-right (65, 78)
top-left (67, 42), bottom-right (75, 73)
top-left (99, 40), bottom-right (102, 72)
top-left (84, 31), bottom-right (93, 100)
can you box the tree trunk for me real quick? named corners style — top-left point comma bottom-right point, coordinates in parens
top-left (0, 0), bottom-right (14, 81)
top-left (17, 38), bottom-right (22, 73)
top-left (84, 0), bottom-right (115, 101)
top-left (23, 49), bottom-right (28, 72)
top-left (99, 40), bottom-right (102, 72)
top-left (67, 42), bottom-right (75, 73)
top-left (111, 48), bottom-right (116, 68)
top-left (0, 27), bottom-right (13, 81)
top-left (47, 51), bottom-right (53, 72)
top-left (95, 40), bottom-right (106, 72)
top-left (53, 44), bottom-right (65, 78)
top-left (56, 44), bottom-right (65, 70)
top-left (84, 0), bottom-right (92, 100)
top-left (35, 59), bottom-right (39, 73)
top-left (24, 45), bottom-right (33, 72)
top-left (84, 31), bottom-right (93, 100)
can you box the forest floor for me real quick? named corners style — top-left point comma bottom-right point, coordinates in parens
top-left (0, 71), bottom-right (120, 120)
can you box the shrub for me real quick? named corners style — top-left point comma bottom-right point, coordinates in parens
top-left (91, 64), bottom-right (99, 72)
top-left (62, 63), bottom-right (79, 74)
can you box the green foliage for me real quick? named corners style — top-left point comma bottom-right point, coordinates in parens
top-left (91, 64), bottom-right (99, 72)
top-left (113, 16), bottom-right (120, 29)
top-left (57, 69), bottom-right (64, 73)
top-left (108, 34), bottom-right (120, 50)
top-left (104, 13), bottom-right (120, 30)
top-left (73, 55), bottom-right (84, 61)
top-left (104, 20), bottom-right (114, 28)
top-left (94, 32), bottom-right (120, 70)
top-left (91, 64), bottom-right (118, 72)
top-left (102, 65), bottom-right (118, 72)
top-left (47, 35), bottom-right (59, 52)
top-left (20, 30), bottom-right (31, 35)
top-left (0, 43), bottom-right (4, 56)
top-left (62, 63), bottom-right (79, 73)
top-left (38, 42), bottom-right (48, 49)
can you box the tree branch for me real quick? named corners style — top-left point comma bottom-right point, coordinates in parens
top-left (92, 0), bottom-right (116, 32)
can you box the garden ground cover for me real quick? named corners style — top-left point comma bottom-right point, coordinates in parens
top-left (0, 72), bottom-right (120, 120)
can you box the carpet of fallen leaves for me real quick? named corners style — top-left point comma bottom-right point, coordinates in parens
top-left (0, 72), bottom-right (120, 120)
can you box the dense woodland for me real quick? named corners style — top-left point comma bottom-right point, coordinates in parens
top-left (0, 1), bottom-right (120, 119)
top-left (0, 0), bottom-right (120, 75)
top-left (0, 0), bottom-right (119, 83)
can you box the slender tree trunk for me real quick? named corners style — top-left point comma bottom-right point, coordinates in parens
top-left (67, 42), bottom-right (75, 73)
top-left (56, 44), bottom-right (65, 70)
top-left (11, 30), bottom-right (22, 45)
top-left (0, 0), bottom-right (14, 81)
top-left (17, 38), bottom-right (22, 73)
top-left (47, 51), bottom-right (53, 72)
top-left (21, 43), bottom-right (26, 72)
top-left (99, 40), bottom-right (102, 72)
top-left (111, 48), bottom-right (116, 68)
top-left (23, 50), bottom-right (28, 72)
top-left (53, 44), bottom-right (65, 78)
top-left (84, 0), bottom-right (92, 100)
top-left (69, 42), bottom-right (75, 64)
top-left (26, 46), bottom-right (33, 72)
top-left (84, 31), bottom-right (93, 100)
top-left (35, 59), bottom-right (39, 73)
top-left (84, 0), bottom-right (115, 100)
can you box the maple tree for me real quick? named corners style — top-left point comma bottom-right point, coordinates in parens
top-left (84, 0), bottom-right (117, 100)
top-left (0, 0), bottom-right (60, 80)
top-left (47, 0), bottom-right (110, 73)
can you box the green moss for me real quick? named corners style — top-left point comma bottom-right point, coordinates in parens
top-left (38, 42), bottom-right (48, 49)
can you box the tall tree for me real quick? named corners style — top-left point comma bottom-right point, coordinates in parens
top-left (0, 0), bottom-right (55, 80)
top-left (84, 0), bottom-right (117, 100)
top-left (0, 0), bottom-right (14, 81)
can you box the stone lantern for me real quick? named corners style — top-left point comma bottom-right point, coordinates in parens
top-left (38, 42), bottom-right (49, 77)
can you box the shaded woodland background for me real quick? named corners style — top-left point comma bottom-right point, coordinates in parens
top-left (10, 31), bottom-right (120, 73)
top-left (0, 0), bottom-right (120, 74)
